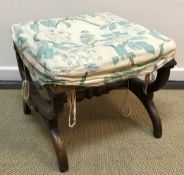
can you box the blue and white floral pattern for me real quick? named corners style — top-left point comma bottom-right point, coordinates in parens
top-left (11, 12), bottom-right (176, 86)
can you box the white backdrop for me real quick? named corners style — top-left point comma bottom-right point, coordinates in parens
top-left (0, 0), bottom-right (183, 80)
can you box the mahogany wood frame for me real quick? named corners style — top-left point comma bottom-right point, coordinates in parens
top-left (14, 43), bottom-right (177, 172)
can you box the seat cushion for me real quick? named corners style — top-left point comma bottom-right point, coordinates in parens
top-left (11, 12), bottom-right (176, 86)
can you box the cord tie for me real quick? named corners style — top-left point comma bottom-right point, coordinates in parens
top-left (66, 88), bottom-right (77, 127)
top-left (143, 72), bottom-right (155, 95)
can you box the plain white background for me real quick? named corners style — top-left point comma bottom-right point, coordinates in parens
top-left (0, 0), bottom-right (183, 80)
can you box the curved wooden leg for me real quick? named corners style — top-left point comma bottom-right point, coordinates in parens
top-left (21, 80), bottom-right (69, 172)
top-left (129, 78), bottom-right (162, 138)
top-left (44, 118), bottom-right (69, 172)
top-left (50, 128), bottom-right (69, 172)
top-left (128, 60), bottom-right (176, 138)
top-left (139, 96), bottom-right (162, 138)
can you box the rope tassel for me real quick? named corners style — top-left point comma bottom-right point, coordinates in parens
top-left (66, 88), bottom-right (77, 128)
top-left (22, 63), bottom-right (30, 102)
top-left (143, 72), bottom-right (155, 95)
top-left (122, 79), bottom-right (132, 117)
top-left (22, 80), bottom-right (30, 101)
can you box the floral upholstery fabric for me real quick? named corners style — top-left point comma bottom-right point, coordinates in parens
top-left (11, 12), bottom-right (176, 86)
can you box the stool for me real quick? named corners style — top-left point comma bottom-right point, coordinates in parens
top-left (12, 12), bottom-right (177, 172)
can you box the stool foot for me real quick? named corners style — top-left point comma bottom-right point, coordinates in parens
top-left (140, 98), bottom-right (162, 138)
top-left (44, 118), bottom-right (69, 172)
top-left (23, 100), bottom-right (31, 115)
top-left (50, 128), bottom-right (69, 172)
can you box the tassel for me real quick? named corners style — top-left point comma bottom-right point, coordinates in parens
top-left (122, 79), bottom-right (132, 117)
top-left (21, 63), bottom-right (30, 102)
top-left (66, 88), bottom-right (77, 127)
top-left (143, 72), bottom-right (155, 95)
top-left (22, 80), bottom-right (30, 101)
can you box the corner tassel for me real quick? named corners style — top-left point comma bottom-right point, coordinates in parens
top-left (122, 79), bottom-right (132, 117)
top-left (143, 72), bottom-right (155, 95)
top-left (66, 88), bottom-right (77, 128)
top-left (22, 80), bottom-right (30, 101)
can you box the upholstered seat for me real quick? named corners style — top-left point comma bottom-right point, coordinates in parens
top-left (11, 12), bottom-right (176, 86)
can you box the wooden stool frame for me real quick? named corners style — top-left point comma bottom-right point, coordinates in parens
top-left (14, 43), bottom-right (177, 172)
